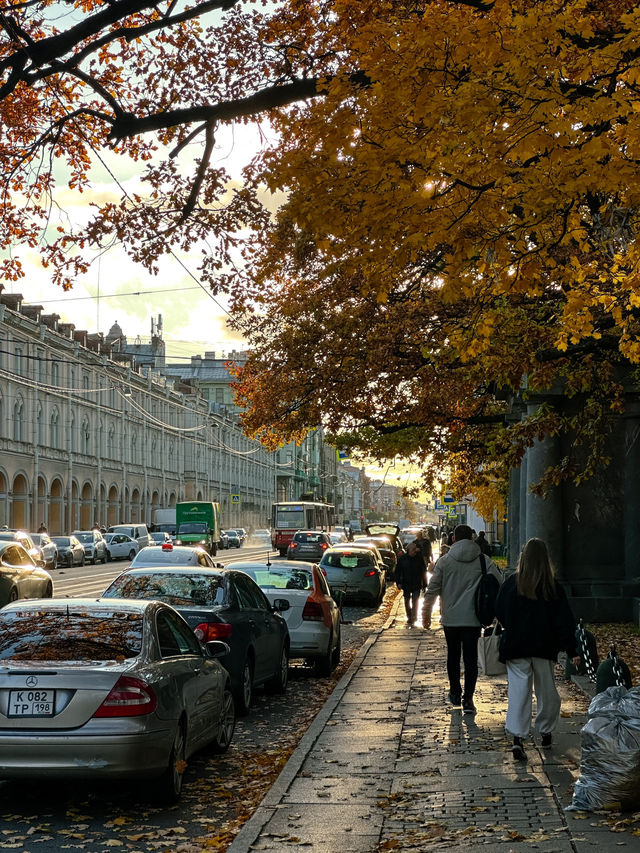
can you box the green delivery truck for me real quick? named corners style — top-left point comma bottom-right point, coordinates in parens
top-left (175, 501), bottom-right (221, 556)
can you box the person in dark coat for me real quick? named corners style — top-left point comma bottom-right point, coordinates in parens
top-left (413, 529), bottom-right (433, 570)
top-left (476, 531), bottom-right (492, 556)
top-left (495, 537), bottom-right (581, 761)
top-left (396, 541), bottom-right (427, 627)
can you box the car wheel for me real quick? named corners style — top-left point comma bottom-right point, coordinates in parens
top-left (106, 549), bottom-right (111, 562)
top-left (155, 722), bottom-right (186, 804)
top-left (234, 657), bottom-right (254, 716)
top-left (128, 550), bottom-right (136, 561)
top-left (331, 623), bottom-right (342, 668)
top-left (91, 553), bottom-right (97, 565)
top-left (67, 555), bottom-right (73, 567)
top-left (315, 631), bottom-right (334, 677)
top-left (81, 555), bottom-right (85, 566)
top-left (44, 582), bottom-right (53, 598)
top-left (210, 687), bottom-right (235, 754)
top-left (52, 555), bottom-right (58, 570)
top-left (102, 551), bottom-right (107, 564)
top-left (266, 643), bottom-right (289, 694)
top-left (8, 587), bottom-right (18, 602)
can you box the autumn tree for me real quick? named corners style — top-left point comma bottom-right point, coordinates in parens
top-left (3, 0), bottom-right (640, 499)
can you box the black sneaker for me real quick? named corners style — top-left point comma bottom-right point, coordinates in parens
top-left (448, 691), bottom-right (462, 706)
top-left (512, 737), bottom-right (526, 761)
top-left (541, 733), bottom-right (552, 748)
top-left (462, 697), bottom-right (476, 714)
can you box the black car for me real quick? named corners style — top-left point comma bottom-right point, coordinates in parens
top-left (287, 530), bottom-right (332, 562)
top-left (355, 536), bottom-right (398, 581)
top-left (224, 530), bottom-right (241, 548)
top-left (101, 566), bottom-right (290, 715)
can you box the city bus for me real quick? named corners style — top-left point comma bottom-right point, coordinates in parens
top-left (271, 501), bottom-right (335, 556)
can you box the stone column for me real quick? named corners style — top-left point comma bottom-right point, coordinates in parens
top-left (623, 407), bottom-right (640, 585)
top-left (524, 403), bottom-right (564, 577)
top-left (508, 466), bottom-right (521, 570)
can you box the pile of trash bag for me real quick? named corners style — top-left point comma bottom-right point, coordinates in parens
top-left (569, 686), bottom-right (640, 811)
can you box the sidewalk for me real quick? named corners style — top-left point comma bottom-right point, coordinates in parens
top-left (228, 595), bottom-right (632, 853)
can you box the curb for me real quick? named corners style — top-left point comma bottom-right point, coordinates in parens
top-left (227, 593), bottom-right (403, 853)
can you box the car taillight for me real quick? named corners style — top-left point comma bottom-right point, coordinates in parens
top-left (194, 622), bottom-right (232, 642)
top-left (320, 542), bottom-right (328, 550)
top-left (289, 542), bottom-right (297, 549)
top-left (321, 568), bottom-right (327, 576)
top-left (364, 569), bottom-right (377, 577)
top-left (302, 599), bottom-right (324, 621)
top-left (93, 676), bottom-right (157, 717)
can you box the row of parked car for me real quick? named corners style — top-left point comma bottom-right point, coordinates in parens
top-left (0, 538), bottom-right (345, 802)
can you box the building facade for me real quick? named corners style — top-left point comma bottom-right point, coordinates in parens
top-left (0, 295), bottom-right (277, 534)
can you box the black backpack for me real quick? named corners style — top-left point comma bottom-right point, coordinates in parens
top-left (474, 553), bottom-right (500, 627)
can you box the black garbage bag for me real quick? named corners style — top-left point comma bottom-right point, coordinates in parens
top-left (569, 686), bottom-right (640, 812)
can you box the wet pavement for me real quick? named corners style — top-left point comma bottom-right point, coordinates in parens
top-left (228, 596), bottom-right (638, 853)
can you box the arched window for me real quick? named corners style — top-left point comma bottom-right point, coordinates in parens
top-left (51, 362), bottom-right (59, 386)
top-left (50, 408), bottom-right (59, 449)
top-left (12, 396), bottom-right (24, 441)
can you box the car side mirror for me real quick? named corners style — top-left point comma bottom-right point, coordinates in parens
top-left (272, 598), bottom-right (290, 612)
top-left (205, 640), bottom-right (230, 659)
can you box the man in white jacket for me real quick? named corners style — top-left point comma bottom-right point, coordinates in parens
top-left (423, 524), bottom-right (503, 713)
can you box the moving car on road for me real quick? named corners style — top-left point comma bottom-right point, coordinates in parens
top-left (50, 535), bottom-right (85, 567)
top-left (233, 560), bottom-right (341, 676)
top-left (149, 531), bottom-right (172, 546)
top-left (0, 598), bottom-right (235, 802)
top-left (287, 530), bottom-right (332, 562)
top-left (224, 530), bottom-right (241, 549)
top-left (104, 532), bottom-right (139, 562)
top-left (102, 566), bottom-right (290, 716)
top-left (0, 541), bottom-right (53, 606)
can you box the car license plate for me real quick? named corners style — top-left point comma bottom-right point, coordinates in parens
top-left (8, 689), bottom-right (55, 717)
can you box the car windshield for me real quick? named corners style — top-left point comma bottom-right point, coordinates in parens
top-left (51, 537), bottom-right (70, 546)
top-left (75, 533), bottom-right (93, 543)
top-left (0, 609), bottom-right (143, 661)
top-left (0, 533), bottom-right (16, 541)
top-left (240, 567), bottom-right (313, 590)
top-left (294, 533), bottom-right (325, 543)
top-left (104, 572), bottom-right (225, 606)
top-left (150, 533), bottom-right (166, 542)
top-left (178, 522), bottom-right (207, 534)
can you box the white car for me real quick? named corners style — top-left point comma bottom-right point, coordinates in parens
top-left (232, 560), bottom-right (341, 676)
top-left (250, 529), bottom-right (272, 548)
top-left (104, 532), bottom-right (139, 562)
top-left (130, 543), bottom-right (217, 568)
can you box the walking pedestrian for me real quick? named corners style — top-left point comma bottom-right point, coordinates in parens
top-left (476, 531), bottom-right (492, 556)
top-left (37, 522), bottom-right (47, 533)
top-left (413, 529), bottom-right (433, 570)
top-left (422, 524), bottom-right (503, 712)
top-left (495, 537), bottom-right (580, 761)
top-left (396, 541), bottom-right (427, 627)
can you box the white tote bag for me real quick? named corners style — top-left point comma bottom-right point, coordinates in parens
top-left (478, 625), bottom-right (506, 676)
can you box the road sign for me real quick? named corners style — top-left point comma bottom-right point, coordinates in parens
top-left (230, 494), bottom-right (241, 504)
top-left (443, 492), bottom-right (455, 503)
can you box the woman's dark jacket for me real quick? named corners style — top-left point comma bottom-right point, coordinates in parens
top-left (495, 573), bottom-right (578, 663)
top-left (396, 552), bottom-right (426, 593)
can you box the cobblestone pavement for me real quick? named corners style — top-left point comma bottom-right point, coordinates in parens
top-left (228, 597), bottom-right (638, 853)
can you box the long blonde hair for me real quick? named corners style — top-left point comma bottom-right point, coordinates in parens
top-left (516, 538), bottom-right (556, 600)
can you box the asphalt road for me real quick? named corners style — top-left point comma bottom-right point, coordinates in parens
top-left (0, 548), bottom-right (398, 851)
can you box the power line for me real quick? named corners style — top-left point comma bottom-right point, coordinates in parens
top-left (22, 286), bottom-right (204, 304)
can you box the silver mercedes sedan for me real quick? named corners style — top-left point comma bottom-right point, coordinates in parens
top-left (0, 598), bottom-right (235, 802)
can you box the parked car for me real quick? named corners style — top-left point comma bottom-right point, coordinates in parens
top-left (365, 523), bottom-right (404, 556)
top-left (287, 530), bottom-right (332, 562)
top-left (29, 532), bottom-right (59, 570)
top-left (0, 531), bottom-right (43, 565)
top-left (72, 530), bottom-right (108, 564)
top-left (233, 560), bottom-right (341, 676)
top-left (355, 536), bottom-right (398, 581)
top-left (250, 529), bottom-right (272, 548)
top-left (104, 532), bottom-right (139, 562)
top-left (107, 524), bottom-right (150, 550)
top-left (0, 598), bottom-right (235, 802)
top-left (102, 566), bottom-right (290, 715)
top-left (0, 541), bottom-right (53, 605)
top-left (219, 530), bottom-right (230, 550)
top-left (149, 531), bottom-right (172, 546)
top-left (130, 544), bottom-right (217, 569)
top-left (50, 535), bottom-right (85, 567)
top-left (319, 545), bottom-right (386, 606)
top-left (224, 530), bottom-right (241, 548)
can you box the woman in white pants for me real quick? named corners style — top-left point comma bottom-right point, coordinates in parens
top-left (495, 538), bottom-right (580, 761)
